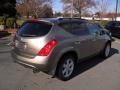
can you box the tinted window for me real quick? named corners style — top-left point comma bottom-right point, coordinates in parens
top-left (17, 21), bottom-right (52, 37)
top-left (71, 22), bottom-right (89, 36)
top-left (58, 22), bottom-right (72, 31)
top-left (88, 23), bottom-right (101, 34)
top-left (59, 22), bottom-right (89, 36)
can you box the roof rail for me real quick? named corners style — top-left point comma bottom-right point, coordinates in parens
top-left (57, 17), bottom-right (87, 21)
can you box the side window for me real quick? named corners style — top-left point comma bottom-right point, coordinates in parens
top-left (58, 22), bottom-right (72, 31)
top-left (71, 22), bottom-right (89, 36)
top-left (88, 23), bottom-right (100, 34)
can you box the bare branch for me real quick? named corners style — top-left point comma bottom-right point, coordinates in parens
top-left (62, 0), bottom-right (95, 17)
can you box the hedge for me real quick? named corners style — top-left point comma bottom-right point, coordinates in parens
top-left (89, 20), bottom-right (108, 27)
top-left (6, 18), bottom-right (16, 28)
top-left (0, 16), bottom-right (5, 25)
top-left (99, 20), bottom-right (108, 27)
top-left (16, 19), bottom-right (25, 27)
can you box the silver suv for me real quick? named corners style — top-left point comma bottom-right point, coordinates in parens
top-left (11, 18), bottom-right (111, 80)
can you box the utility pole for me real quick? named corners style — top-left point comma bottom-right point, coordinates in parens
top-left (115, 0), bottom-right (118, 21)
top-left (71, 0), bottom-right (73, 18)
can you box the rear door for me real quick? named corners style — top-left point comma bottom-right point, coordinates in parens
top-left (70, 21), bottom-right (96, 59)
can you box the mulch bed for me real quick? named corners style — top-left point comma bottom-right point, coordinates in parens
top-left (0, 28), bottom-right (17, 38)
top-left (4, 28), bottom-right (17, 34)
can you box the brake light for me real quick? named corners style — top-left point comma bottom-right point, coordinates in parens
top-left (37, 39), bottom-right (57, 56)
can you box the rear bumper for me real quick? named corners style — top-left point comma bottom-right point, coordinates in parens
top-left (11, 50), bottom-right (52, 73)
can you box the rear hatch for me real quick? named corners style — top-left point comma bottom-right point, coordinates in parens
top-left (14, 20), bottom-right (53, 58)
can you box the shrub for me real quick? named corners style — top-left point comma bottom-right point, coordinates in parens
top-left (99, 20), bottom-right (108, 27)
top-left (16, 19), bottom-right (24, 27)
top-left (89, 20), bottom-right (108, 27)
top-left (6, 18), bottom-right (16, 28)
top-left (0, 16), bottom-right (5, 25)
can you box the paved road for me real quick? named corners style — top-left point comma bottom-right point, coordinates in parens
top-left (0, 37), bottom-right (120, 90)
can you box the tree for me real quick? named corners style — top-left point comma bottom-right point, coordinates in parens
top-left (95, 0), bottom-right (109, 19)
top-left (42, 4), bottom-right (53, 18)
top-left (16, 0), bottom-right (53, 18)
top-left (0, 0), bottom-right (16, 17)
top-left (61, 0), bottom-right (95, 18)
top-left (54, 12), bottom-right (63, 17)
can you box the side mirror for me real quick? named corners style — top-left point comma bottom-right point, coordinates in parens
top-left (95, 31), bottom-right (100, 35)
top-left (91, 31), bottom-right (100, 37)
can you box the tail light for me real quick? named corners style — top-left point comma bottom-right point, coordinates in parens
top-left (37, 39), bottom-right (57, 56)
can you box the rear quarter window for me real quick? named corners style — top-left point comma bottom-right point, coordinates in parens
top-left (17, 21), bottom-right (52, 37)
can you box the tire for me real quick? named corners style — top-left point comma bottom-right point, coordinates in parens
top-left (56, 55), bottom-right (76, 81)
top-left (101, 43), bottom-right (111, 58)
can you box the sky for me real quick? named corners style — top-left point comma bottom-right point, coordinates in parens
top-left (53, 0), bottom-right (63, 12)
top-left (106, 0), bottom-right (117, 12)
top-left (53, 0), bottom-right (119, 13)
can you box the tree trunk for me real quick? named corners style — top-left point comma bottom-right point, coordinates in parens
top-left (78, 9), bottom-right (81, 18)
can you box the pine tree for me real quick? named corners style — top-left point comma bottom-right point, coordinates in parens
top-left (0, 0), bottom-right (16, 17)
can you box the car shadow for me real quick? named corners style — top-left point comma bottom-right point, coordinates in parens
top-left (0, 31), bottom-right (11, 38)
top-left (71, 48), bottom-right (119, 80)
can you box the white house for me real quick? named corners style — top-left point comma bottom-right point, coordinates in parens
top-left (82, 17), bottom-right (120, 21)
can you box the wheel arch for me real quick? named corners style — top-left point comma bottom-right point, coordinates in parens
top-left (55, 50), bottom-right (78, 76)
top-left (105, 40), bottom-right (112, 47)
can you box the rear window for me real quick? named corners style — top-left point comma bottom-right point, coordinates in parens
top-left (17, 21), bottom-right (52, 37)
